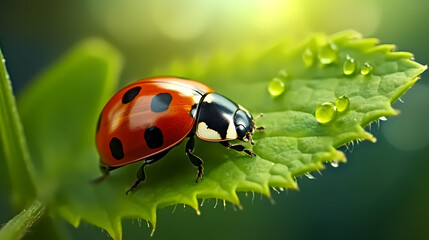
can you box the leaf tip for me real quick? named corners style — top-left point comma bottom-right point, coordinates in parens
top-left (150, 225), bottom-right (156, 237)
top-left (362, 131), bottom-right (377, 143)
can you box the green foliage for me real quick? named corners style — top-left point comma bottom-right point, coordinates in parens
top-left (0, 201), bottom-right (45, 240)
top-left (0, 49), bottom-right (36, 208)
top-left (16, 39), bottom-right (123, 236)
top-left (17, 38), bottom-right (122, 203)
top-left (0, 31), bottom-right (425, 240)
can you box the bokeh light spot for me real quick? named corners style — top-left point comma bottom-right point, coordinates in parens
top-left (149, 0), bottom-right (213, 40)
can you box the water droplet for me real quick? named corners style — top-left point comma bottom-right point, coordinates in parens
top-left (335, 95), bottom-right (350, 112)
top-left (331, 160), bottom-right (339, 168)
top-left (304, 172), bottom-right (316, 179)
top-left (315, 102), bottom-right (337, 124)
top-left (318, 42), bottom-right (337, 65)
top-left (278, 69), bottom-right (288, 78)
top-left (1, 58), bottom-right (5, 63)
top-left (302, 47), bottom-right (314, 67)
top-left (268, 77), bottom-right (285, 97)
top-left (343, 55), bottom-right (356, 75)
top-left (361, 62), bottom-right (373, 76)
top-left (379, 116), bottom-right (387, 121)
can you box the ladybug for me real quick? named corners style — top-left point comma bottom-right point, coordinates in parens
top-left (94, 77), bottom-right (263, 194)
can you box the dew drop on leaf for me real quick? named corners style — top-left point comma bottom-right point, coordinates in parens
top-left (268, 77), bottom-right (285, 97)
top-left (315, 102), bottom-right (337, 124)
top-left (335, 95), bottom-right (350, 112)
top-left (278, 69), bottom-right (288, 78)
top-left (331, 160), bottom-right (339, 168)
top-left (302, 47), bottom-right (314, 67)
top-left (379, 116), bottom-right (387, 121)
top-left (343, 55), bottom-right (356, 75)
top-left (361, 62), bottom-right (373, 76)
top-left (318, 42), bottom-right (337, 65)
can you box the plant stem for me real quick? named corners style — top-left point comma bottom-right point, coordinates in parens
top-left (0, 200), bottom-right (46, 240)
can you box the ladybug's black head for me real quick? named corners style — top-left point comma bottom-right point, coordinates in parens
top-left (234, 109), bottom-right (255, 144)
top-left (195, 93), bottom-right (263, 143)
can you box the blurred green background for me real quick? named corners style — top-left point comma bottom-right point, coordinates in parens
top-left (1, 0), bottom-right (428, 239)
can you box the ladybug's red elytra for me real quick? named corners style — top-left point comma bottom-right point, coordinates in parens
top-left (94, 77), bottom-right (263, 194)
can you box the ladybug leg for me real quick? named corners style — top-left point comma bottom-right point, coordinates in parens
top-left (126, 151), bottom-right (170, 195)
top-left (126, 161), bottom-right (148, 195)
top-left (220, 141), bottom-right (256, 157)
top-left (185, 136), bottom-right (204, 183)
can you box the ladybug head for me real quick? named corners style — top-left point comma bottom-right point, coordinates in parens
top-left (234, 109), bottom-right (263, 145)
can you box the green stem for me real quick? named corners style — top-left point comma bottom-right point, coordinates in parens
top-left (0, 200), bottom-right (46, 240)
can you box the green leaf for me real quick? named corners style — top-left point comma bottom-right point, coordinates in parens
top-left (148, 29), bottom-right (425, 225)
top-left (16, 39), bottom-right (123, 234)
top-left (16, 31), bottom-right (426, 240)
top-left (0, 48), bottom-right (36, 208)
top-left (0, 200), bottom-right (45, 240)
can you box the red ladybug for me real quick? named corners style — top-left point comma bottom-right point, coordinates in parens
top-left (94, 77), bottom-right (263, 194)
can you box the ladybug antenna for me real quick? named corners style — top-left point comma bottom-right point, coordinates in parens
top-left (252, 113), bottom-right (263, 122)
top-left (252, 113), bottom-right (265, 131)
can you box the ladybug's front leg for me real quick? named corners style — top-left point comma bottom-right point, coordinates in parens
top-left (220, 141), bottom-right (256, 156)
top-left (185, 135), bottom-right (204, 183)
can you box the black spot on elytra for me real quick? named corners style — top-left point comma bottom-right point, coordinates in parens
top-left (122, 86), bottom-right (141, 104)
top-left (96, 114), bottom-right (102, 133)
top-left (109, 137), bottom-right (124, 160)
top-left (144, 126), bottom-right (164, 149)
top-left (151, 93), bottom-right (172, 113)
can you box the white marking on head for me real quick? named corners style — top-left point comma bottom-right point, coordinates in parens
top-left (226, 118), bottom-right (237, 139)
top-left (238, 104), bottom-right (249, 113)
top-left (203, 94), bottom-right (215, 103)
top-left (197, 122), bottom-right (222, 141)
